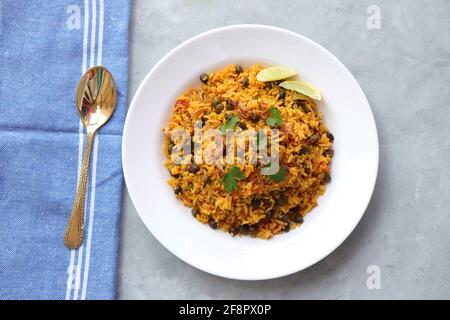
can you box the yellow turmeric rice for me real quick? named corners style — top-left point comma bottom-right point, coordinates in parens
top-left (163, 64), bottom-right (333, 239)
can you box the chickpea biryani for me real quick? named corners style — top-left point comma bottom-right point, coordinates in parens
top-left (163, 64), bottom-right (334, 239)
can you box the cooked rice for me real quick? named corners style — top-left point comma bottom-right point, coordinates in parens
top-left (163, 64), bottom-right (333, 239)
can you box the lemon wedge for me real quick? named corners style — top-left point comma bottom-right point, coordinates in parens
top-left (256, 67), bottom-right (297, 82)
top-left (279, 80), bottom-right (322, 101)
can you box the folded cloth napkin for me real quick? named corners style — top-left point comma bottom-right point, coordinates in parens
top-left (0, 1), bottom-right (130, 299)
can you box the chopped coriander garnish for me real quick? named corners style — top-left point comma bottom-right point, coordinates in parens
top-left (266, 107), bottom-right (283, 128)
top-left (266, 164), bottom-right (287, 182)
top-left (222, 166), bottom-right (246, 193)
top-left (223, 172), bottom-right (238, 193)
top-left (219, 115), bottom-right (240, 135)
top-left (229, 166), bottom-right (246, 180)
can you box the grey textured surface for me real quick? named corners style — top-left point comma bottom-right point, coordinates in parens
top-left (117, 0), bottom-right (450, 299)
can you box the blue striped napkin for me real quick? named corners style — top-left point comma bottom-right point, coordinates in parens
top-left (0, 1), bottom-right (130, 299)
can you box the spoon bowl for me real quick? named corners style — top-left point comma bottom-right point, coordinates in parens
top-left (76, 66), bottom-right (117, 133)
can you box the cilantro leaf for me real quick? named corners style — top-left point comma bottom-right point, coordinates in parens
top-left (219, 115), bottom-right (240, 135)
top-left (223, 166), bottom-right (246, 193)
top-left (267, 166), bottom-right (287, 182)
top-left (257, 130), bottom-right (267, 151)
top-left (266, 107), bottom-right (283, 128)
top-left (230, 166), bottom-right (246, 180)
top-left (222, 172), bottom-right (238, 193)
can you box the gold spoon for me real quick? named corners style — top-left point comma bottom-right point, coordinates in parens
top-left (64, 66), bottom-right (117, 250)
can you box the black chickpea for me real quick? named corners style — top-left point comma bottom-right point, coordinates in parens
top-left (191, 208), bottom-right (200, 217)
top-left (250, 112), bottom-right (260, 123)
top-left (242, 77), bottom-right (250, 87)
top-left (186, 164), bottom-right (200, 174)
top-left (208, 218), bottom-right (218, 229)
top-left (323, 149), bottom-right (334, 157)
top-left (326, 132), bottom-right (334, 142)
top-left (199, 73), bottom-right (209, 84)
top-left (174, 186), bottom-right (182, 195)
top-left (309, 134), bottom-right (320, 145)
top-left (226, 100), bottom-right (234, 110)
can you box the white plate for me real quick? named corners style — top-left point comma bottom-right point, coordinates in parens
top-left (123, 25), bottom-right (379, 280)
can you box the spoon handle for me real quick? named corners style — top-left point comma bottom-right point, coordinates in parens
top-left (64, 131), bottom-right (95, 249)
